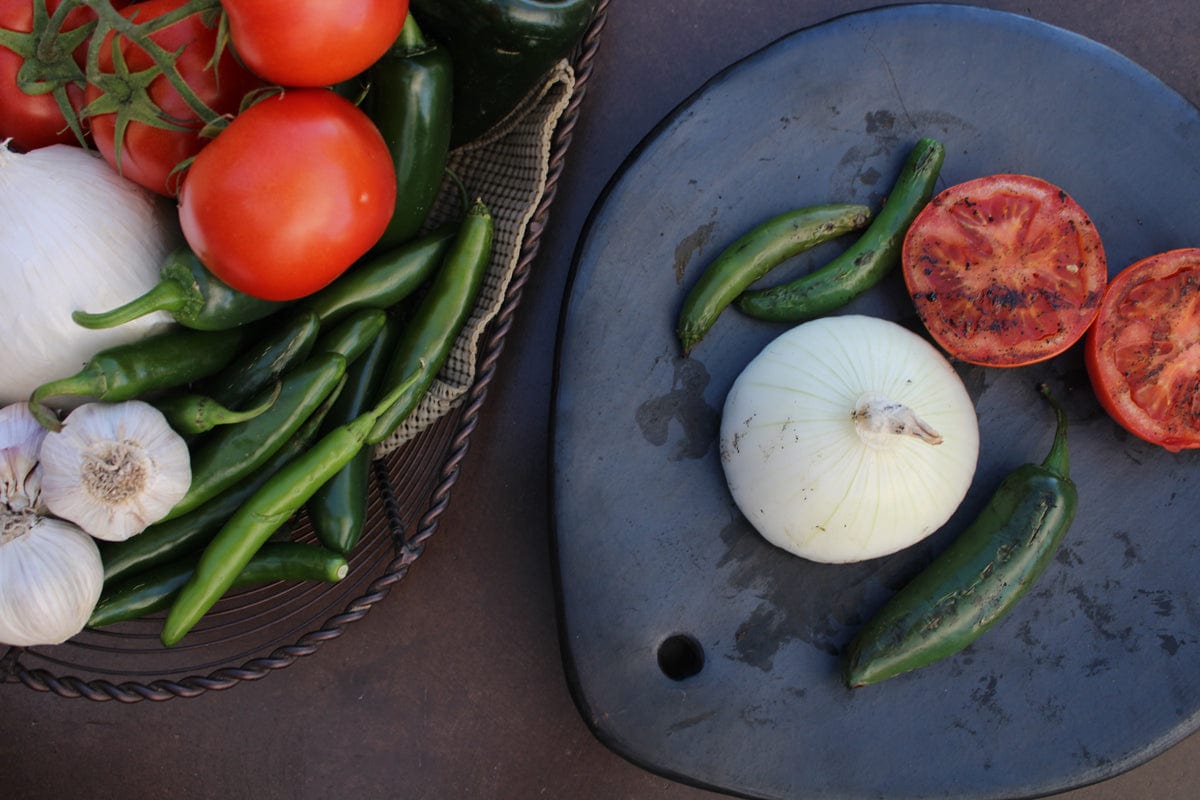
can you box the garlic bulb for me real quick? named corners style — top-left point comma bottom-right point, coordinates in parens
top-left (720, 315), bottom-right (979, 563)
top-left (1, 402), bottom-right (47, 513)
top-left (39, 401), bottom-right (191, 541)
top-left (0, 512), bottom-right (103, 646)
top-left (0, 141), bottom-right (180, 405)
top-left (0, 402), bottom-right (102, 646)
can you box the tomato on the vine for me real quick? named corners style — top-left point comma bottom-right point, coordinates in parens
top-left (1086, 248), bottom-right (1200, 452)
top-left (0, 0), bottom-right (124, 150)
top-left (901, 174), bottom-right (1107, 367)
top-left (83, 0), bottom-right (262, 196)
top-left (178, 88), bottom-right (397, 302)
top-left (221, 0), bottom-right (409, 87)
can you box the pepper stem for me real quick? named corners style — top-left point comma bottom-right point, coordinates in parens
top-left (852, 392), bottom-right (943, 448)
top-left (73, 279), bottom-right (188, 329)
top-left (29, 366), bottom-right (108, 431)
top-left (1037, 383), bottom-right (1071, 480)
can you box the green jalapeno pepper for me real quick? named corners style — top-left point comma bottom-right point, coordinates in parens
top-left (367, 14), bottom-right (453, 251)
top-left (737, 137), bottom-right (945, 323)
top-left (844, 384), bottom-right (1077, 688)
top-left (99, 389), bottom-right (339, 585)
top-left (28, 325), bottom-right (252, 431)
top-left (71, 248), bottom-right (284, 331)
top-left (155, 384), bottom-right (280, 437)
top-left (199, 309), bottom-right (322, 409)
top-left (312, 308), bottom-right (388, 364)
top-left (410, 0), bottom-right (599, 145)
top-left (366, 198), bottom-right (494, 445)
top-left (300, 225), bottom-right (456, 326)
top-left (89, 542), bottom-right (349, 628)
top-left (162, 352), bottom-right (348, 522)
top-left (676, 203), bottom-right (872, 355)
top-left (161, 361), bottom-right (426, 646)
top-left (307, 314), bottom-right (401, 554)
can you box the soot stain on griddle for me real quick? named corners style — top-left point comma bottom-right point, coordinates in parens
top-left (673, 214), bottom-right (718, 285)
top-left (969, 674), bottom-right (1012, 726)
top-left (635, 356), bottom-right (719, 461)
top-left (1068, 584), bottom-right (1135, 649)
top-left (666, 710), bottom-right (719, 734)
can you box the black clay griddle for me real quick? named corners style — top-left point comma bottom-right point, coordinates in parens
top-left (551, 5), bottom-right (1200, 799)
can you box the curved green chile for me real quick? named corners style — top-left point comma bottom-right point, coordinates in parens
top-left (89, 542), bottom-right (349, 628)
top-left (844, 386), bottom-right (1077, 688)
top-left (71, 248), bottom-right (283, 331)
top-left (367, 198), bottom-right (494, 445)
top-left (312, 308), bottom-right (387, 364)
top-left (367, 15), bottom-right (453, 251)
top-left (161, 352), bottom-right (348, 522)
top-left (409, 0), bottom-right (599, 145)
top-left (162, 362), bottom-right (425, 646)
top-left (736, 137), bottom-right (945, 323)
top-left (155, 384), bottom-right (279, 437)
top-left (28, 325), bottom-right (250, 431)
top-left (200, 309), bottom-right (321, 409)
top-left (676, 203), bottom-right (872, 354)
top-left (307, 315), bottom-right (400, 554)
top-left (300, 226), bottom-right (456, 325)
top-left (99, 389), bottom-right (339, 585)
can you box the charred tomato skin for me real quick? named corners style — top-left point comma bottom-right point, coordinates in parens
top-left (902, 173), bottom-right (1107, 367)
top-left (1085, 248), bottom-right (1200, 452)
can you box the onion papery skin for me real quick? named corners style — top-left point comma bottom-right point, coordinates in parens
top-left (719, 315), bottom-right (980, 564)
top-left (0, 143), bottom-right (179, 405)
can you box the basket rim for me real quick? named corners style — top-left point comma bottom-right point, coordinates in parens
top-left (3, 0), bottom-right (611, 703)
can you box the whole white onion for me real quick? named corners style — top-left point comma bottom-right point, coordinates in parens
top-left (0, 141), bottom-right (179, 405)
top-left (720, 315), bottom-right (980, 563)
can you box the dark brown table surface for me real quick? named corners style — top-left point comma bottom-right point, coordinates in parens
top-left (6, 2), bottom-right (1200, 798)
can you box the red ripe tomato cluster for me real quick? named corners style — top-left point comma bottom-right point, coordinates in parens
top-left (2, 0), bottom-right (409, 301)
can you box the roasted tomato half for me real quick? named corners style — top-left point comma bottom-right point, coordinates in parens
top-left (901, 173), bottom-right (1107, 367)
top-left (1086, 248), bottom-right (1200, 452)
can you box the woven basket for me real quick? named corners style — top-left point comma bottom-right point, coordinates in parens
top-left (1, 1), bottom-right (609, 702)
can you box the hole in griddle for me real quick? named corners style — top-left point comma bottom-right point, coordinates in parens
top-left (657, 633), bottom-right (705, 681)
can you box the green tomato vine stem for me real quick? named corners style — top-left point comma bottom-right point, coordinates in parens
top-left (80, 0), bottom-right (228, 131)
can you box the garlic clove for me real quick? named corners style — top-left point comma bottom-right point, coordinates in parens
top-left (39, 401), bottom-right (192, 542)
top-left (0, 402), bottom-right (48, 513)
top-left (0, 510), bottom-right (103, 646)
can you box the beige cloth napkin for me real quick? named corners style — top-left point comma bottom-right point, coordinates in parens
top-left (373, 60), bottom-right (577, 458)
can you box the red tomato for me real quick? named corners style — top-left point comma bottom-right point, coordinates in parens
top-left (1085, 249), bottom-right (1200, 452)
top-left (222, 0), bottom-right (409, 87)
top-left (178, 89), bottom-right (397, 302)
top-left (901, 174), bottom-right (1107, 367)
top-left (0, 0), bottom-right (123, 150)
top-left (84, 0), bottom-right (262, 196)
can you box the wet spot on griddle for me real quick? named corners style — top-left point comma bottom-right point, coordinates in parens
top-left (1158, 634), bottom-right (1184, 656)
top-left (635, 356), bottom-right (719, 461)
top-left (858, 166), bottom-right (882, 186)
top-left (673, 215), bottom-right (718, 285)
top-left (718, 526), bottom-right (941, 663)
top-left (864, 109), bottom-right (897, 134)
top-left (733, 603), bottom-right (787, 672)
